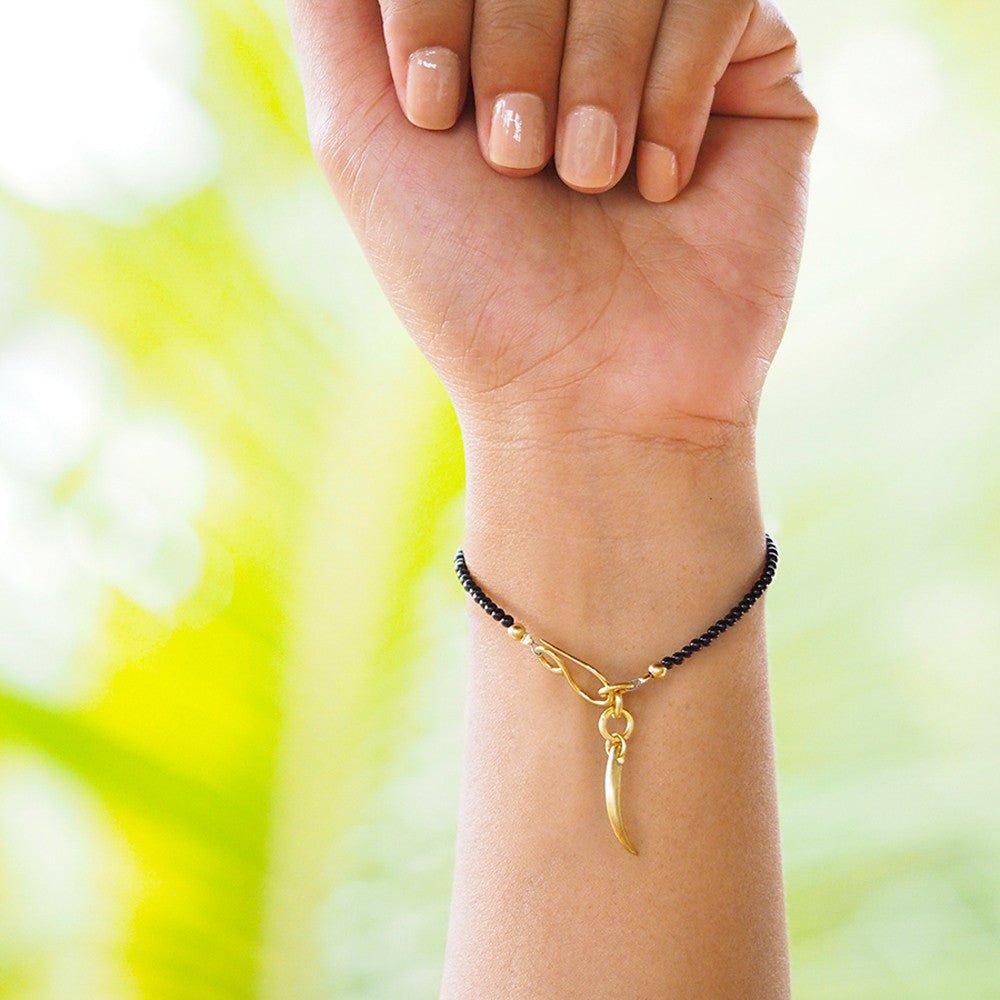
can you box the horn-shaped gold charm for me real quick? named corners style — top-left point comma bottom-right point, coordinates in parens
top-left (604, 738), bottom-right (638, 855)
top-left (599, 693), bottom-right (638, 855)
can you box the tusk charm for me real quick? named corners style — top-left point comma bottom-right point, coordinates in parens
top-left (604, 737), bottom-right (638, 855)
top-left (599, 691), bottom-right (638, 855)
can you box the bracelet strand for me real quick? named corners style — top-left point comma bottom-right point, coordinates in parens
top-left (454, 533), bottom-right (777, 685)
top-left (452, 534), bottom-right (779, 855)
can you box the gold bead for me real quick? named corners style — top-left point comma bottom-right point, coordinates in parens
top-left (648, 663), bottom-right (667, 678)
top-left (507, 623), bottom-right (526, 642)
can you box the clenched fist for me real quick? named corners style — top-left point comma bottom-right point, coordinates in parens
top-left (288, 0), bottom-right (816, 448)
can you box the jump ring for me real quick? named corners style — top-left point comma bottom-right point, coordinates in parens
top-left (598, 706), bottom-right (634, 743)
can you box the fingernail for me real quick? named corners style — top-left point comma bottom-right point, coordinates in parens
top-left (557, 105), bottom-right (618, 190)
top-left (405, 47), bottom-right (462, 130)
top-left (636, 141), bottom-right (680, 203)
top-left (489, 93), bottom-right (547, 169)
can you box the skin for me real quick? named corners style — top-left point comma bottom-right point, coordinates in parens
top-left (286, 0), bottom-right (817, 995)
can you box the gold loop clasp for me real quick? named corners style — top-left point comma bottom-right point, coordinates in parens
top-left (527, 637), bottom-right (614, 706)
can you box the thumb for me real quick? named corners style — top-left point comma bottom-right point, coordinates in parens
top-left (286, 0), bottom-right (403, 204)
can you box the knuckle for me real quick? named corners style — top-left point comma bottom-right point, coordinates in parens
top-left (481, 1), bottom-right (564, 48)
top-left (568, 21), bottom-right (633, 68)
top-left (785, 74), bottom-right (819, 123)
top-left (380, 0), bottom-right (426, 29)
top-left (642, 75), bottom-right (711, 116)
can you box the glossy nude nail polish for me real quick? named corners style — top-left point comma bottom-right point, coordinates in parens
top-left (489, 93), bottom-right (546, 169)
top-left (636, 141), bottom-right (680, 203)
top-left (405, 47), bottom-right (462, 130)
top-left (557, 105), bottom-right (618, 190)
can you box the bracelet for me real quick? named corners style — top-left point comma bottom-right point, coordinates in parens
top-left (453, 534), bottom-right (778, 855)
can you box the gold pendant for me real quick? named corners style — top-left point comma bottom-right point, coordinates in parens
top-left (604, 737), bottom-right (638, 854)
top-left (599, 690), bottom-right (638, 855)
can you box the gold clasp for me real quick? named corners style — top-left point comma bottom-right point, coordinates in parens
top-left (527, 637), bottom-right (616, 707)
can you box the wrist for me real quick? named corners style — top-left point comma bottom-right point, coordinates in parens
top-left (454, 393), bottom-right (758, 460)
top-left (459, 422), bottom-right (767, 672)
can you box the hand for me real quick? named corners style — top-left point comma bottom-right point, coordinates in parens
top-left (287, 0), bottom-right (817, 448)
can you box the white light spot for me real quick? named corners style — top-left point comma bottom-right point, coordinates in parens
top-left (0, 316), bottom-right (116, 483)
top-left (93, 412), bottom-right (207, 517)
top-left (0, 0), bottom-right (219, 216)
top-left (0, 755), bottom-right (139, 998)
top-left (0, 319), bottom-right (209, 697)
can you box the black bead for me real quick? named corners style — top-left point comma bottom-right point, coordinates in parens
top-left (491, 608), bottom-right (506, 621)
top-left (500, 614), bottom-right (514, 628)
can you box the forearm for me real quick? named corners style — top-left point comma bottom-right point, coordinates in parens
top-left (440, 426), bottom-right (789, 999)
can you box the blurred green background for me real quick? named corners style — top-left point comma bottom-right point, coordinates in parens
top-left (0, 0), bottom-right (997, 997)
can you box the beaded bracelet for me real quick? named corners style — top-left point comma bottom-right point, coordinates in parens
top-left (454, 534), bottom-right (778, 854)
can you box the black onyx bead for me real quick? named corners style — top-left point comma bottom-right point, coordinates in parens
top-left (491, 608), bottom-right (506, 621)
top-left (500, 614), bottom-right (514, 628)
